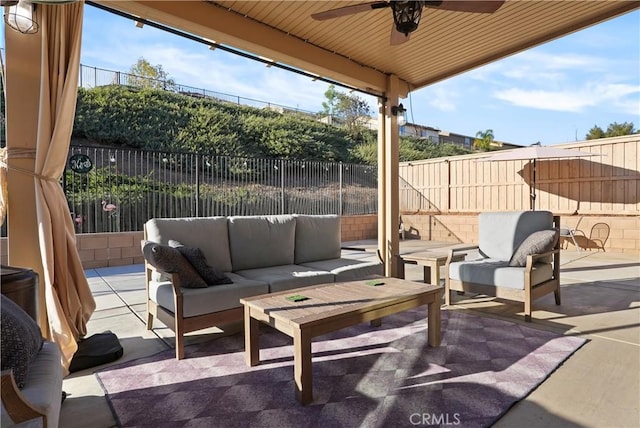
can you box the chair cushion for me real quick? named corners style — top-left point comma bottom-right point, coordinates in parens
top-left (479, 211), bottom-right (553, 261)
top-left (294, 215), bottom-right (341, 264)
top-left (0, 295), bottom-right (44, 389)
top-left (168, 240), bottom-right (233, 286)
top-left (13, 341), bottom-right (63, 428)
top-left (509, 229), bottom-right (559, 267)
top-left (448, 259), bottom-right (554, 289)
top-left (228, 215), bottom-right (296, 271)
top-left (142, 241), bottom-right (207, 288)
top-left (235, 265), bottom-right (334, 293)
top-left (149, 274), bottom-right (269, 318)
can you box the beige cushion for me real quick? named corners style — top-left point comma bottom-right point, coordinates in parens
top-left (294, 215), bottom-right (341, 264)
top-left (228, 215), bottom-right (296, 271)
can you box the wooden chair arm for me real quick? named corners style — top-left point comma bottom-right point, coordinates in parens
top-left (446, 245), bottom-right (479, 265)
top-left (1, 370), bottom-right (46, 425)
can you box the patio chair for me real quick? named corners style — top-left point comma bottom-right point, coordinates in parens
top-left (559, 215), bottom-right (584, 251)
top-left (585, 222), bottom-right (610, 251)
top-left (445, 211), bottom-right (561, 321)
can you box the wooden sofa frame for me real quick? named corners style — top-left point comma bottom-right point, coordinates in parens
top-left (1, 370), bottom-right (48, 427)
top-left (444, 215), bottom-right (561, 321)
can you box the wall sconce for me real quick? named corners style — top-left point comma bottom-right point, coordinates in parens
top-left (391, 103), bottom-right (407, 126)
top-left (3, 0), bottom-right (38, 34)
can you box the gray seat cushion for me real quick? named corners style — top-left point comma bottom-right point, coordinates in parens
top-left (448, 258), bottom-right (554, 290)
top-left (3, 341), bottom-right (63, 428)
top-left (479, 211), bottom-right (553, 261)
top-left (235, 265), bottom-right (334, 293)
top-left (294, 215), bottom-right (341, 264)
top-left (149, 273), bottom-right (268, 318)
top-left (300, 258), bottom-right (383, 282)
top-left (228, 215), bottom-right (296, 271)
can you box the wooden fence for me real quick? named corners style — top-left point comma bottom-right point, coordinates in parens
top-left (399, 134), bottom-right (640, 215)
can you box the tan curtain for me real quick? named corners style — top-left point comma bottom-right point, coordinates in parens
top-left (35, 1), bottom-right (95, 372)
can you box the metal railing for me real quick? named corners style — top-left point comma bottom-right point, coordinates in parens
top-left (78, 64), bottom-right (320, 117)
top-left (63, 145), bottom-right (377, 234)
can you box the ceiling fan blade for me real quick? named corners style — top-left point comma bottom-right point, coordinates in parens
top-left (425, 1), bottom-right (505, 13)
top-left (390, 24), bottom-right (410, 46)
top-left (311, 1), bottom-right (389, 21)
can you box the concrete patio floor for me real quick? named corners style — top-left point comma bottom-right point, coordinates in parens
top-left (59, 242), bottom-right (639, 428)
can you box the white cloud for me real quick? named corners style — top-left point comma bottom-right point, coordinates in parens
top-left (494, 83), bottom-right (640, 113)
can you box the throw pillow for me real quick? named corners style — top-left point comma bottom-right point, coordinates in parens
top-left (1, 295), bottom-right (44, 389)
top-left (142, 241), bottom-right (208, 288)
top-left (509, 229), bottom-right (559, 267)
top-left (168, 240), bottom-right (233, 286)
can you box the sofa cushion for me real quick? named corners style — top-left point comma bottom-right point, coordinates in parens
top-left (235, 265), bottom-right (334, 293)
top-left (145, 217), bottom-right (232, 272)
top-left (509, 229), bottom-right (559, 267)
top-left (300, 258), bottom-right (383, 282)
top-left (149, 274), bottom-right (269, 318)
top-left (16, 341), bottom-right (63, 427)
top-left (169, 240), bottom-right (233, 286)
top-left (294, 215), bottom-right (341, 264)
top-left (479, 211), bottom-right (553, 261)
top-left (142, 241), bottom-right (207, 288)
top-left (448, 259), bottom-right (554, 289)
top-left (228, 215), bottom-right (296, 271)
top-left (0, 295), bottom-right (44, 389)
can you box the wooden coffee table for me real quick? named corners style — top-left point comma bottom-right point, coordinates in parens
top-left (240, 278), bottom-right (442, 404)
top-left (399, 251), bottom-right (466, 285)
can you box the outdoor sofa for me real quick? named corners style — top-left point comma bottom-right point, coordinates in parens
top-left (143, 214), bottom-right (382, 359)
top-left (445, 210), bottom-right (561, 321)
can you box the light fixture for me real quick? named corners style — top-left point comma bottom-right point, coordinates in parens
top-left (4, 0), bottom-right (38, 34)
top-left (391, 1), bottom-right (424, 36)
top-left (391, 103), bottom-right (407, 126)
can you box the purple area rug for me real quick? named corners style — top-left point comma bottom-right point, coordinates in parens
top-left (96, 309), bottom-right (585, 428)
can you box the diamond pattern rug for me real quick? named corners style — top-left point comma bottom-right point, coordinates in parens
top-left (96, 309), bottom-right (585, 428)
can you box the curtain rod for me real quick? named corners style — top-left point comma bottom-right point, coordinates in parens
top-left (85, 1), bottom-right (384, 100)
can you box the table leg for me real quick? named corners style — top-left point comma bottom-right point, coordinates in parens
top-left (427, 296), bottom-right (441, 347)
top-left (431, 261), bottom-right (440, 286)
top-left (244, 306), bottom-right (260, 367)
top-left (293, 328), bottom-right (313, 404)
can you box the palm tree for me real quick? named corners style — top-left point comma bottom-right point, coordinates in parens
top-left (474, 129), bottom-right (495, 151)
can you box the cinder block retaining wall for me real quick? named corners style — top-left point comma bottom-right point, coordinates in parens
top-left (0, 215), bottom-right (379, 269)
top-left (2, 213), bottom-right (636, 268)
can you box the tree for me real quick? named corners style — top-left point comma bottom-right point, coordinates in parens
top-left (473, 129), bottom-right (494, 151)
top-left (321, 84), bottom-right (373, 141)
top-left (127, 57), bottom-right (177, 91)
top-left (586, 121), bottom-right (636, 139)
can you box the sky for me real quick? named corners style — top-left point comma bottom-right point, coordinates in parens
top-left (3, 4), bottom-right (640, 146)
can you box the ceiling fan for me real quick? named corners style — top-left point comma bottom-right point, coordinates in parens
top-left (312, 1), bottom-right (505, 45)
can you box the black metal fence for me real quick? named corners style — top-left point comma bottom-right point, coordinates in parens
top-left (79, 64), bottom-right (319, 117)
top-left (62, 145), bottom-right (377, 234)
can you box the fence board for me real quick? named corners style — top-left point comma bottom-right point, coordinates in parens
top-left (399, 135), bottom-right (639, 215)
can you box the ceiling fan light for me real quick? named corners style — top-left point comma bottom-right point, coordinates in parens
top-left (391, 1), bottom-right (423, 36)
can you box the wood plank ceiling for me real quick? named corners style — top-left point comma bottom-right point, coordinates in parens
top-left (97, 1), bottom-right (639, 98)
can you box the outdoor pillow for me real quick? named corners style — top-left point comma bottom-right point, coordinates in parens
top-left (168, 240), bottom-right (233, 286)
top-left (509, 229), bottom-right (559, 267)
top-left (142, 241), bottom-right (208, 288)
top-left (1, 295), bottom-right (44, 389)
